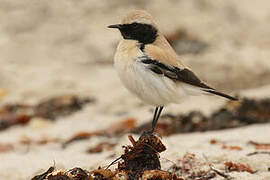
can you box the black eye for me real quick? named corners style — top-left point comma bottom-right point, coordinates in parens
top-left (132, 23), bottom-right (139, 28)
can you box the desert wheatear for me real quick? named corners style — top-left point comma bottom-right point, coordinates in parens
top-left (108, 10), bottom-right (237, 133)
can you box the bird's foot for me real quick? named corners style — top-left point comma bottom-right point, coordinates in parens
top-left (140, 130), bottom-right (153, 139)
top-left (142, 129), bottom-right (154, 136)
top-left (141, 129), bottom-right (162, 140)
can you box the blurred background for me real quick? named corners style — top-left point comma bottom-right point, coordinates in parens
top-left (0, 0), bottom-right (270, 179)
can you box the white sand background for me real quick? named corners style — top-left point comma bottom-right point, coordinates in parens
top-left (0, 0), bottom-right (270, 179)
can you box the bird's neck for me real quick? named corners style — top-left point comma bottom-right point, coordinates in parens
top-left (116, 40), bottom-right (143, 60)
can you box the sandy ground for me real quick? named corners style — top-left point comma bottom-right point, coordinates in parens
top-left (0, 0), bottom-right (270, 179)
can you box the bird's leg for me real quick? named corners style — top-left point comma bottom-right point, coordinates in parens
top-left (142, 107), bottom-right (158, 136)
top-left (150, 106), bottom-right (164, 133)
top-left (148, 107), bottom-right (158, 132)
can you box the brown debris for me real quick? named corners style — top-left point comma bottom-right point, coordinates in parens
top-left (222, 144), bottom-right (242, 151)
top-left (133, 98), bottom-right (270, 136)
top-left (63, 118), bottom-right (137, 148)
top-left (36, 137), bottom-right (61, 145)
top-left (0, 95), bottom-right (94, 131)
top-left (0, 104), bottom-right (32, 130)
top-left (113, 171), bottom-right (129, 179)
top-left (248, 140), bottom-right (270, 150)
top-left (0, 143), bottom-right (14, 153)
top-left (31, 166), bottom-right (55, 180)
top-left (142, 170), bottom-right (179, 180)
top-left (106, 118), bottom-right (137, 136)
top-left (47, 170), bottom-right (71, 180)
top-left (32, 134), bottom-right (245, 180)
top-left (62, 132), bottom-right (93, 148)
top-left (86, 142), bottom-right (116, 153)
top-left (210, 139), bottom-right (242, 151)
top-left (19, 136), bottom-right (60, 146)
top-left (247, 151), bottom-right (270, 156)
top-left (255, 146), bottom-right (269, 151)
top-left (168, 153), bottom-right (218, 180)
top-left (228, 146), bottom-right (242, 151)
top-left (32, 134), bottom-right (174, 180)
top-left (210, 165), bottom-right (231, 179)
top-left (89, 168), bottom-right (115, 179)
top-left (132, 111), bottom-right (208, 136)
top-left (117, 133), bottom-right (166, 179)
top-left (66, 167), bottom-right (89, 180)
top-left (128, 135), bottom-right (136, 146)
top-left (33, 168), bottom-right (89, 180)
top-left (209, 139), bottom-right (217, 144)
top-left (224, 161), bottom-right (254, 174)
top-left (34, 95), bottom-right (94, 120)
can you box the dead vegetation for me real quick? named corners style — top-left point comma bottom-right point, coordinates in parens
top-left (1, 96), bottom-right (269, 178)
top-left (62, 118), bottom-right (136, 148)
top-left (209, 139), bottom-right (243, 151)
top-left (224, 161), bottom-right (254, 174)
top-left (0, 95), bottom-right (94, 131)
top-left (132, 98), bottom-right (270, 136)
top-left (248, 141), bottom-right (270, 150)
top-left (1, 97), bottom-right (270, 137)
top-left (32, 133), bottom-right (171, 180)
top-left (31, 133), bottom-right (245, 180)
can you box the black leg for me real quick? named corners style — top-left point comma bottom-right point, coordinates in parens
top-left (150, 106), bottom-right (164, 133)
top-left (156, 106), bottom-right (164, 123)
top-left (152, 107), bottom-right (159, 127)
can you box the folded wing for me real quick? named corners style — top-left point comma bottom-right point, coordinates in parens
top-left (139, 55), bottom-right (238, 101)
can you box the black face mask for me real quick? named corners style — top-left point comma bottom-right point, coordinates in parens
top-left (109, 23), bottom-right (158, 44)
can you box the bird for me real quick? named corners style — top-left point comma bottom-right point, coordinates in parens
top-left (108, 10), bottom-right (238, 133)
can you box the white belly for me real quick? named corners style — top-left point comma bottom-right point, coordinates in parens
top-left (114, 58), bottom-right (180, 106)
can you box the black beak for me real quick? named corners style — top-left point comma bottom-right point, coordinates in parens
top-left (107, 24), bottom-right (122, 29)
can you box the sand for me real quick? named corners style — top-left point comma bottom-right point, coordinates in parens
top-left (0, 0), bottom-right (270, 179)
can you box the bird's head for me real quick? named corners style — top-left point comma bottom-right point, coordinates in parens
top-left (108, 10), bottom-right (158, 44)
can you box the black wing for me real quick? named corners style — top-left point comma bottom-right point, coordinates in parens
top-left (139, 55), bottom-right (238, 101)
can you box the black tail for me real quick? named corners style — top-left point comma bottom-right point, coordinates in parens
top-left (203, 89), bottom-right (238, 101)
